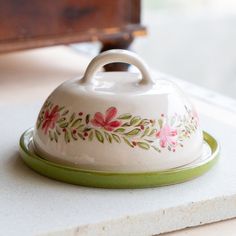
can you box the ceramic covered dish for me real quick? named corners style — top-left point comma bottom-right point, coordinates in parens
top-left (33, 49), bottom-right (203, 173)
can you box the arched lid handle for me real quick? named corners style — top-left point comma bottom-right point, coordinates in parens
top-left (80, 49), bottom-right (154, 86)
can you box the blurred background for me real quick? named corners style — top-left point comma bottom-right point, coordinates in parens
top-left (1, 0), bottom-right (236, 102)
top-left (134, 0), bottom-right (236, 98)
top-left (73, 0), bottom-right (236, 98)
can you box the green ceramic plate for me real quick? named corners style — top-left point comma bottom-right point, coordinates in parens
top-left (19, 128), bottom-right (219, 189)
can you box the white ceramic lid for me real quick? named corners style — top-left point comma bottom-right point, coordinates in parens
top-left (33, 50), bottom-right (203, 172)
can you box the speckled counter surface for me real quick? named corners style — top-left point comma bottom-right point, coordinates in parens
top-left (1, 47), bottom-right (236, 236)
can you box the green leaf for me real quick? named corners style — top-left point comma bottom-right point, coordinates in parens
top-left (151, 145), bottom-right (161, 152)
top-left (158, 119), bottom-right (163, 128)
top-left (62, 110), bottom-right (69, 116)
top-left (37, 120), bottom-right (42, 129)
top-left (88, 131), bottom-right (94, 141)
top-left (95, 130), bottom-right (104, 143)
top-left (77, 133), bottom-right (84, 140)
top-left (59, 122), bottom-right (69, 128)
top-left (85, 114), bottom-right (90, 124)
top-left (125, 128), bottom-right (140, 137)
top-left (54, 132), bottom-right (58, 142)
top-left (137, 119), bottom-right (149, 126)
top-left (141, 127), bottom-right (150, 138)
top-left (44, 101), bottom-right (51, 108)
top-left (121, 122), bottom-right (130, 127)
top-left (112, 134), bottom-right (121, 143)
top-left (69, 112), bottom-right (76, 123)
top-left (104, 132), bottom-right (112, 143)
top-left (114, 128), bottom-right (125, 133)
top-left (71, 118), bottom-right (82, 128)
top-left (130, 116), bottom-right (141, 126)
top-left (64, 130), bottom-right (70, 143)
top-left (148, 128), bottom-right (157, 136)
top-left (117, 113), bottom-right (132, 120)
top-left (137, 142), bottom-right (150, 150)
top-left (49, 131), bottom-right (53, 141)
top-left (57, 117), bottom-right (66, 123)
top-left (123, 137), bottom-right (134, 147)
top-left (56, 127), bottom-right (61, 135)
top-left (58, 106), bottom-right (65, 112)
top-left (83, 127), bottom-right (92, 132)
top-left (77, 124), bottom-right (85, 131)
top-left (144, 139), bottom-right (154, 143)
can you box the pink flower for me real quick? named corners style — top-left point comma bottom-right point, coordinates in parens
top-left (91, 107), bottom-right (121, 131)
top-left (42, 105), bottom-right (60, 134)
top-left (156, 124), bottom-right (178, 148)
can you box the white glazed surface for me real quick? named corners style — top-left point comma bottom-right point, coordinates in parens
top-left (33, 50), bottom-right (203, 172)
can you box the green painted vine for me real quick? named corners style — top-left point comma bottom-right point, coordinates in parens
top-left (37, 100), bottom-right (199, 153)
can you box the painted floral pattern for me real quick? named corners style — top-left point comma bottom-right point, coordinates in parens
top-left (156, 124), bottom-right (177, 149)
top-left (36, 101), bottom-right (199, 152)
top-left (91, 107), bottom-right (121, 131)
top-left (42, 105), bottom-right (60, 134)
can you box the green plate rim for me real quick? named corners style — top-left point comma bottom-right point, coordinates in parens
top-left (19, 128), bottom-right (220, 188)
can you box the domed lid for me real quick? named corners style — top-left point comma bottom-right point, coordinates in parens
top-left (33, 49), bottom-right (203, 173)
top-left (50, 49), bottom-right (182, 101)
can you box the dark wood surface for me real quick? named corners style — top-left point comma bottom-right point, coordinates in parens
top-left (0, 0), bottom-right (146, 55)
